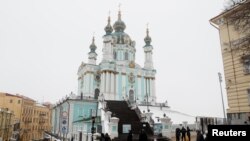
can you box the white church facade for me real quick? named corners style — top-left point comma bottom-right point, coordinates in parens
top-left (51, 10), bottom-right (177, 141)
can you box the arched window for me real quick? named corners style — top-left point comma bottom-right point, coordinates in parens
top-left (94, 89), bottom-right (100, 99)
top-left (125, 52), bottom-right (128, 60)
top-left (129, 89), bottom-right (134, 102)
top-left (113, 51), bottom-right (117, 60)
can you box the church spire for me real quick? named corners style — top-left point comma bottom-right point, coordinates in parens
top-left (88, 36), bottom-right (97, 65)
top-left (89, 36), bottom-right (97, 53)
top-left (144, 24), bottom-right (152, 46)
top-left (104, 11), bottom-right (113, 35)
top-left (113, 4), bottom-right (126, 32)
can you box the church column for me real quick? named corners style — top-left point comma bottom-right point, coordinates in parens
top-left (90, 73), bottom-right (94, 94)
top-left (147, 78), bottom-right (150, 96)
top-left (83, 75), bottom-right (86, 93)
top-left (107, 72), bottom-right (111, 93)
top-left (101, 72), bottom-right (104, 93)
top-left (111, 72), bottom-right (114, 94)
top-left (152, 79), bottom-right (156, 99)
top-left (138, 77), bottom-right (141, 101)
top-left (105, 72), bottom-right (109, 93)
top-left (85, 73), bottom-right (89, 94)
top-left (150, 78), bottom-right (153, 99)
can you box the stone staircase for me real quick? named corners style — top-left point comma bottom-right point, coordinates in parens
top-left (106, 100), bottom-right (154, 140)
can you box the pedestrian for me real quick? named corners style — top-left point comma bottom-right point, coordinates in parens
top-left (187, 126), bottom-right (191, 141)
top-left (104, 133), bottom-right (111, 141)
top-left (127, 130), bottom-right (133, 141)
top-left (139, 129), bottom-right (148, 141)
top-left (204, 133), bottom-right (208, 141)
top-left (175, 128), bottom-right (181, 141)
top-left (100, 133), bottom-right (105, 141)
top-left (181, 127), bottom-right (186, 141)
top-left (196, 130), bottom-right (204, 141)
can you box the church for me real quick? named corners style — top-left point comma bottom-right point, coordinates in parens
top-left (51, 10), bottom-right (177, 141)
top-left (78, 11), bottom-right (156, 104)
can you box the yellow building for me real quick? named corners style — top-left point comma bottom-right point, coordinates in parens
top-left (20, 97), bottom-right (52, 141)
top-left (210, 0), bottom-right (250, 124)
top-left (0, 92), bottom-right (52, 141)
top-left (0, 93), bottom-right (22, 122)
top-left (20, 96), bottom-right (36, 141)
top-left (0, 108), bottom-right (14, 141)
top-left (31, 103), bottom-right (52, 140)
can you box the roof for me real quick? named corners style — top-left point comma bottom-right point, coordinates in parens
top-left (210, 0), bottom-right (250, 26)
top-left (0, 92), bottom-right (22, 98)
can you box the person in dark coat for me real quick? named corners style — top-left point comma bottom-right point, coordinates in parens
top-left (186, 126), bottom-right (191, 141)
top-left (104, 133), bottom-right (111, 141)
top-left (175, 128), bottom-right (181, 141)
top-left (139, 129), bottom-right (148, 141)
top-left (196, 130), bottom-right (204, 141)
top-left (127, 130), bottom-right (133, 141)
top-left (181, 127), bottom-right (186, 141)
top-left (100, 133), bottom-right (105, 141)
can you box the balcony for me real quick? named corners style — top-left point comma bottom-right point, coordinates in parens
top-left (39, 113), bottom-right (46, 116)
top-left (39, 120), bottom-right (45, 124)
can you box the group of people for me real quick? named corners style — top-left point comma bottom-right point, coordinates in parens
top-left (127, 129), bottom-right (148, 141)
top-left (175, 126), bottom-right (208, 141)
top-left (99, 133), bottom-right (111, 141)
top-left (175, 126), bottom-right (191, 141)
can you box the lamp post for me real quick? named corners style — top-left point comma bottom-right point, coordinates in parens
top-left (91, 109), bottom-right (96, 141)
top-left (218, 72), bottom-right (226, 120)
top-left (145, 94), bottom-right (150, 112)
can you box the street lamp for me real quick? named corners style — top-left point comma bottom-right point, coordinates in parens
top-left (144, 94), bottom-right (150, 112)
top-left (218, 72), bottom-right (226, 120)
top-left (91, 109), bottom-right (96, 141)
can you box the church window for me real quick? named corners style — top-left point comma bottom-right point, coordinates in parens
top-left (125, 52), bottom-right (128, 60)
top-left (94, 89), bottom-right (100, 99)
top-left (242, 55), bottom-right (250, 74)
top-left (113, 52), bottom-right (117, 60)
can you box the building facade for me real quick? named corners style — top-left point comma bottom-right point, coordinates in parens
top-left (0, 108), bottom-right (14, 141)
top-left (0, 92), bottom-right (52, 141)
top-left (210, 0), bottom-right (250, 124)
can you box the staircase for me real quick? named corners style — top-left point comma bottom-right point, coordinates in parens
top-left (106, 100), bottom-right (154, 140)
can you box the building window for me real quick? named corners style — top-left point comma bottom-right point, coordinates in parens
top-left (113, 51), bottom-right (117, 60)
top-left (242, 55), bottom-right (250, 74)
top-left (10, 99), bottom-right (13, 103)
top-left (18, 100), bottom-right (21, 104)
top-left (125, 52), bottom-right (128, 60)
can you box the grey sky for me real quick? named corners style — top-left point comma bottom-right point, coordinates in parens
top-left (0, 0), bottom-right (227, 117)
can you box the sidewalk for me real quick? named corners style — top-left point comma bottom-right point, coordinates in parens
top-left (171, 131), bottom-right (197, 141)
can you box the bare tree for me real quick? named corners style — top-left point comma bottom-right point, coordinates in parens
top-left (225, 0), bottom-right (250, 56)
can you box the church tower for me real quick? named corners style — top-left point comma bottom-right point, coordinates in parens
top-left (143, 27), bottom-right (154, 69)
top-left (102, 15), bottom-right (113, 62)
top-left (88, 37), bottom-right (97, 65)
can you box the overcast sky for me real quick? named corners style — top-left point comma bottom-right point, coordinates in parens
top-left (0, 0), bottom-right (228, 118)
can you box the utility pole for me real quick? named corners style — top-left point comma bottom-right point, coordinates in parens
top-left (218, 72), bottom-right (226, 120)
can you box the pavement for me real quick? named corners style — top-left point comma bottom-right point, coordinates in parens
top-left (171, 131), bottom-right (197, 141)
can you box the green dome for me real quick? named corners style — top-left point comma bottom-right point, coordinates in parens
top-left (104, 16), bottom-right (113, 35)
top-left (113, 11), bottom-right (126, 32)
